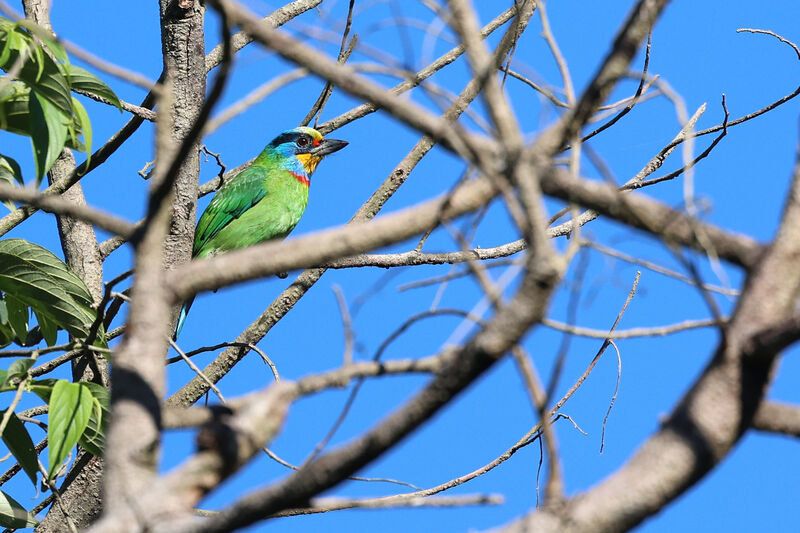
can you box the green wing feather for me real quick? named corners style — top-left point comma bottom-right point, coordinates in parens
top-left (194, 165), bottom-right (269, 257)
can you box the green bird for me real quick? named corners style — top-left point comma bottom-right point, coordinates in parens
top-left (174, 126), bottom-right (348, 339)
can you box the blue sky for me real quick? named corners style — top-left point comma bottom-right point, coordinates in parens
top-left (2, 1), bottom-right (799, 531)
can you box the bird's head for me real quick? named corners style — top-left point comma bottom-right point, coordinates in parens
top-left (267, 126), bottom-right (348, 176)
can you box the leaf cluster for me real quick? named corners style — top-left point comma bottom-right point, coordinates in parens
top-left (0, 17), bottom-right (122, 188)
top-left (0, 240), bottom-right (112, 526)
top-left (0, 239), bottom-right (103, 348)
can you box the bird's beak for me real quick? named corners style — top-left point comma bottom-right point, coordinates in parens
top-left (310, 138), bottom-right (348, 157)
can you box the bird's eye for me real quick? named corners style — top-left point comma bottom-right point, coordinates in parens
top-left (296, 136), bottom-right (310, 147)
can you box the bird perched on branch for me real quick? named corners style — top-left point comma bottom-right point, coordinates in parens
top-left (173, 126), bottom-right (348, 339)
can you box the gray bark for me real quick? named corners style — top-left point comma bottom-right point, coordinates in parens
top-left (159, 0), bottom-right (205, 283)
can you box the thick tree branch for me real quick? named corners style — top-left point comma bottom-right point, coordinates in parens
top-left (752, 401), bottom-right (800, 438)
top-left (538, 168), bottom-right (763, 269)
top-left (101, 81), bottom-right (176, 521)
top-left (0, 181), bottom-right (135, 239)
top-left (157, 0), bottom-right (206, 331)
top-left (204, 0), bottom-right (323, 73)
top-left (88, 384), bottom-right (294, 533)
top-left (91, 351), bottom-right (452, 530)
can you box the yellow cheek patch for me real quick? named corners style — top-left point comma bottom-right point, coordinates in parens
top-left (296, 153), bottom-right (322, 174)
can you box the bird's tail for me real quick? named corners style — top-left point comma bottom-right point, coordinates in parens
top-left (173, 296), bottom-right (196, 340)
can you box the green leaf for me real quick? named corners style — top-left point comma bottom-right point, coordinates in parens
top-left (0, 299), bottom-right (11, 348)
top-left (0, 82), bottom-right (30, 135)
top-left (0, 82), bottom-right (84, 153)
top-left (29, 45), bottom-right (44, 84)
top-left (28, 378), bottom-right (55, 402)
top-left (32, 308), bottom-right (57, 346)
top-left (0, 239), bottom-right (96, 340)
top-left (0, 489), bottom-right (37, 528)
top-left (78, 381), bottom-right (109, 457)
top-left (2, 240), bottom-right (93, 306)
top-left (47, 380), bottom-right (92, 480)
top-left (14, 44), bottom-right (72, 119)
top-left (0, 154), bottom-right (21, 211)
top-left (3, 357), bottom-right (34, 387)
top-left (0, 46), bottom-right (72, 117)
top-left (16, 20), bottom-right (67, 63)
top-left (0, 323), bottom-right (12, 349)
top-left (0, 152), bottom-right (22, 183)
top-left (64, 64), bottom-right (122, 110)
top-left (4, 294), bottom-right (27, 343)
top-left (0, 35), bottom-right (13, 69)
top-left (71, 96), bottom-right (91, 164)
top-left (0, 410), bottom-right (38, 487)
top-left (28, 89), bottom-right (68, 183)
top-left (0, 22), bottom-right (28, 71)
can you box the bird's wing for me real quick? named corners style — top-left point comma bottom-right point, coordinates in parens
top-left (194, 165), bottom-right (269, 255)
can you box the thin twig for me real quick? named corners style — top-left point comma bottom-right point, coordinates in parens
top-left (0, 352), bottom-right (37, 437)
top-left (579, 32), bottom-right (651, 144)
top-left (204, 69), bottom-right (308, 135)
top-left (551, 272), bottom-right (640, 416)
top-left (0, 438), bottom-right (46, 489)
top-left (261, 446), bottom-right (422, 490)
top-left (583, 239), bottom-right (738, 296)
top-left (736, 28), bottom-right (800, 60)
top-left (542, 316), bottom-right (723, 339)
top-left (37, 462), bottom-right (78, 533)
top-left (599, 340), bottom-right (622, 453)
top-left (302, 0), bottom-right (357, 126)
top-left (169, 338), bottom-right (226, 404)
top-left (266, 493), bottom-right (502, 517)
top-left (332, 285), bottom-right (355, 366)
top-left (300, 309), bottom-right (480, 468)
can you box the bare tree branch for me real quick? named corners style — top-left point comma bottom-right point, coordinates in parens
top-left (497, 93), bottom-right (800, 533)
top-left (100, 78), bottom-right (175, 520)
top-left (752, 401), bottom-right (800, 438)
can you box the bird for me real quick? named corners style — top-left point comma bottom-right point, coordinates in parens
top-left (173, 126), bottom-right (348, 339)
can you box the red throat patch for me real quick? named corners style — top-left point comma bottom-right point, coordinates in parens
top-left (288, 170), bottom-right (310, 186)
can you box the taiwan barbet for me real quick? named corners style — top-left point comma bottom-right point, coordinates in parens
top-left (174, 126), bottom-right (348, 339)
